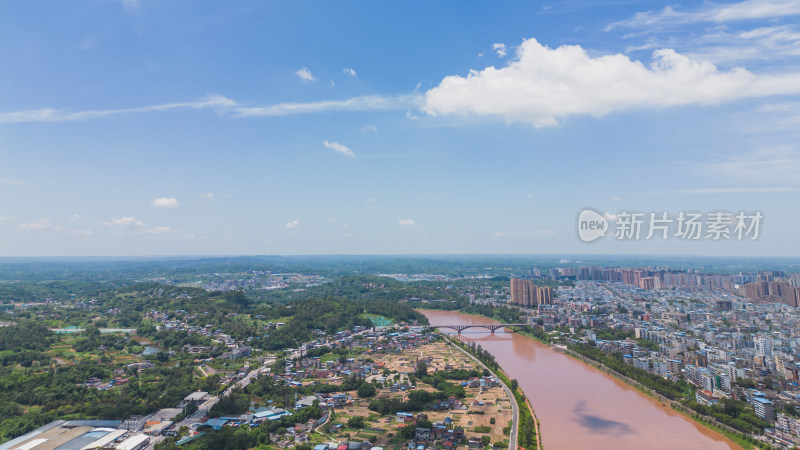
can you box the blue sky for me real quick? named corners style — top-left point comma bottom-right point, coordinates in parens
top-left (1, 0), bottom-right (799, 256)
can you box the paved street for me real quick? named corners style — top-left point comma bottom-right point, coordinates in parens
top-left (145, 357), bottom-right (275, 449)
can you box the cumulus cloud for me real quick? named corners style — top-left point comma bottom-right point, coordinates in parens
top-left (142, 226), bottom-right (176, 235)
top-left (422, 38), bottom-right (800, 127)
top-left (102, 216), bottom-right (145, 229)
top-left (200, 192), bottom-right (214, 200)
top-left (18, 217), bottom-right (92, 236)
top-left (285, 219), bottom-right (300, 229)
top-left (323, 140), bottom-right (355, 157)
top-left (343, 67), bottom-right (357, 77)
top-left (296, 68), bottom-right (315, 82)
top-left (492, 43), bottom-right (507, 57)
top-left (101, 216), bottom-right (176, 235)
top-left (398, 219), bottom-right (416, 227)
top-left (18, 218), bottom-right (53, 231)
top-left (152, 197), bottom-right (180, 209)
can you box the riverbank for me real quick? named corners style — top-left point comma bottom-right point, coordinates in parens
top-left (513, 325), bottom-right (761, 449)
top-left (420, 308), bottom-right (745, 449)
top-left (510, 321), bottom-right (762, 449)
top-left (441, 333), bottom-right (541, 450)
top-left (462, 319), bottom-right (758, 449)
top-left (549, 344), bottom-right (767, 450)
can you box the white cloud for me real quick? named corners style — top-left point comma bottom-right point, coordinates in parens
top-left (296, 68), bottom-right (315, 82)
top-left (398, 219), bottom-right (416, 227)
top-left (101, 216), bottom-right (177, 235)
top-left (492, 43), bottom-right (507, 57)
top-left (688, 25), bottom-right (800, 64)
top-left (422, 38), bottom-right (800, 127)
top-left (0, 94), bottom-right (413, 124)
top-left (200, 192), bottom-right (215, 200)
top-left (102, 216), bottom-right (145, 229)
top-left (323, 140), bottom-right (355, 157)
top-left (184, 233), bottom-right (196, 239)
top-left (608, 0), bottom-right (800, 30)
top-left (143, 226), bottom-right (176, 235)
top-left (79, 37), bottom-right (95, 51)
top-left (360, 124), bottom-right (378, 133)
top-left (18, 217), bottom-right (92, 235)
top-left (0, 216), bottom-right (19, 222)
top-left (343, 67), bottom-right (357, 77)
top-left (285, 219), bottom-right (300, 229)
top-left (494, 231), bottom-right (505, 237)
top-left (0, 179), bottom-right (28, 185)
top-left (234, 95), bottom-right (414, 118)
top-left (152, 197), bottom-right (180, 209)
top-left (695, 147), bottom-right (800, 186)
top-left (0, 95), bottom-right (234, 124)
top-left (612, 196), bottom-right (623, 201)
top-left (365, 198), bottom-right (376, 203)
top-left (19, 218), bottom-right (53, 231)
top-left (68, 214), bottom-right (80, 222)
top-left (119, 0), bottom-right (139, 12)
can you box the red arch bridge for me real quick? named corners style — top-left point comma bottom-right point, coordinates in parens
top-left (429, 323), bottom-right (527, 333)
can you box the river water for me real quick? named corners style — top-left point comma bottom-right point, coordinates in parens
top-left (419, 309), bottom-right (741, 450)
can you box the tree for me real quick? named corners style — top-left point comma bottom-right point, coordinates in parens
top-left (510, 379), bottom-right (519, 391)
top-left (415, 361), bottom-right (428, 378)
top-left (357, 382), bottom-right (377, 398)
top-left (347, 416), bottom-right (366, 429)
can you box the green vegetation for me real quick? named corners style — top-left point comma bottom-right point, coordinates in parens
top-left (448, 335), bottom-right (538, 449)
top-left (567, 341), bottom-right (771, 436)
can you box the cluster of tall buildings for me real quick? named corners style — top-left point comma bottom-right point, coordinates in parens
top-left (547, 266), bottom-right (800, 307)
top-left (739, 279), bottom-right (800, 307)
top-left (509, 278), bottom-right (552, 307)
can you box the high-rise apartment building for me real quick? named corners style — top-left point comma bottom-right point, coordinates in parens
top-left (510, 278), bottom-right (553, 307)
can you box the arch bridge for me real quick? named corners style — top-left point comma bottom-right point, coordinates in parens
top-left (429, 323), bottom-right (527, 334)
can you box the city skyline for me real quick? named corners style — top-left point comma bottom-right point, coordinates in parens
top-left (2, 0), bottom-right (800, 256)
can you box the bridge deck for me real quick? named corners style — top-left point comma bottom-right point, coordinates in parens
top-left (429, 323), bottom-right (527, 333)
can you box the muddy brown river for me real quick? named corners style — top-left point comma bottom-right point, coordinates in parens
top-left (420, 309), bottom-right (741, 449)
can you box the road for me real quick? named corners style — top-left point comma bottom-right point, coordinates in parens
top-left (145, 357), bottom-right (275, 449)
top-left (145, 329), bottom-right (369, 449)
top-left (443, 335), bottom-right (519, 450)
